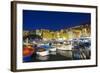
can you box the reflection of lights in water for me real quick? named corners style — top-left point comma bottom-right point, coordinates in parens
top-left (50, 51), bottom-right (56, 55)
top-left (36, 55), bottom-right (49, 61)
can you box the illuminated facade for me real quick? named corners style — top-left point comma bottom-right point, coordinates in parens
top-left (23, 24), bottom-right (91, 41)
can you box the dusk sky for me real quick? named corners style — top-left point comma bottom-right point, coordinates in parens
top-left (23, 10), bottom-right (91, 31)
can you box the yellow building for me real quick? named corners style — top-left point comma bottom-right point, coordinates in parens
top-left (33, 24), bottom-right (90, 41)
top-left (41, 29), bottom-right (69, 41)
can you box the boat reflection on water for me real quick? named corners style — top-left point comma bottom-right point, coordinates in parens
top-left (57, 50), bottom-right (72, 58)
top-left (36, 55), bottom-right (49, 61)
top-left (50, 51), bottom-right (56, 55)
